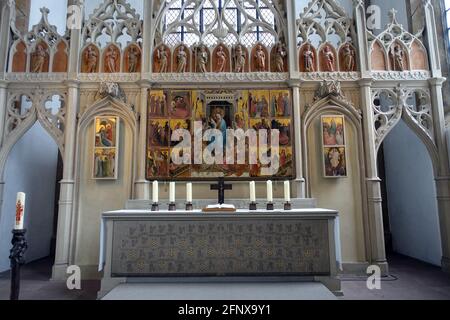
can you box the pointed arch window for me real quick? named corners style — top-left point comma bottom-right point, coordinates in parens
top-left (160, 0), bottom-right (279, 47)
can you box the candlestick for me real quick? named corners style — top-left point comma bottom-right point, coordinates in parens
top-left (186, 202), bottom-right (193, 211)
top-left (9, 229), bottom-right (27, 300)
top-left (249, 202), bottom-right (257, 211)
top-left (152, 181), bottom-right (159, 204)
top-left (266, 180), bottom-right (273, 203)
top-left (249, 181), bottom-right (256, 203)
top-left (169, 203), bottom-right (176, 211)
top-left (266, 202), bottom-right (274, 211)
top-left (186, 183), bottom-right (192, 203)
top-left (284, 181), bottom-right (291, 203)
top-left (169, 182), bottom-right (175, 203)
top-left (14, 193), bottom-right (26, 230)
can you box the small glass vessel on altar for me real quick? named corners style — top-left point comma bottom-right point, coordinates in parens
top-left (202, 204), bottom-right (237, 213)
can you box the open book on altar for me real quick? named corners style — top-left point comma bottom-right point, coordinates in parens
top-left (202, 204), bottom-right (237, 213)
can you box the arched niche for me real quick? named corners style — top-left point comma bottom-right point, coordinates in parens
top-left (410, 40), bottom-right (429, 71)
top-left (212, 43), bottom-right (231, 73)
top-left (72, 97), bottom-right (137, 269)
top-left (30, 41), bottom-right (50, 73)
top-left (81, 44), bottom-right (100, 73)
top-left (193, 45), bottom-right (212, 73)
top-left (231, 44), bottom-right (249, 73)
top-left (152, 44), bottom-right (171, 73)
top-left (338, 42), bottom-right (357, 72)
top-left (251, 43), bottom-right (269, 72)
top-left (303, 97), bottom-right (369, 265)
top-left (123, 44), bottom-right (142, 73)
top-left (52, 41), bottom-right (68, 73)
top-left (298, 43), bottom-right (317, 72)
top-left (370, 41), bottom-right (387, 71)
top-left (388, 41), bottom-right (409, 71)
top-left (172, 44), bottom-right (191, 73)
top-left (11, 41), bottom-right (27, 72)
top-left (102, 44), bottom-right (121, 73)
top-left (318, 43), bottom-right (337, 72)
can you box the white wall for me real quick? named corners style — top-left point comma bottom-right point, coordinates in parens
top-left (383, 121), bottom-right (442, 266)
top-left (0, 123), bottom-right (58, 272)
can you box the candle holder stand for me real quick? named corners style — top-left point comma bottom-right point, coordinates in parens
top-left (266, 202), bottom-right (274, 211)
top-left (284, 202), bottom-right (292, 211)
top-left (169, 203), bottom-right (176, 211)
top-left (249, 202), bottom-right (257, 211)
top-left (151, 203), bottom-right (159, 211)
top-left (186, 202), bottom-right (193, 211)
top-left (9, 229), bottom-right (27, 301)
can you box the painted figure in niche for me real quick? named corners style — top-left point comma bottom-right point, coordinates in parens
top-left (250, 92), bottom-right (270, 118)
top-left (194, 97), bottom-right (205, 119)
top-left (94, 149), bottom-right (116, 178)
top-left (254, 45), bottom-right (266, 72)
top-left (274, 42), bottom-right (287, 72)
top-left (206, 108), bottom-right (228, 154)
top-left (105, 46), bottom-right (119, 73)
top-left (343, 43), bottom-right (355, 72)
top-left (303, 43), bottom-right (315, 72)
top-left (176, 45), bottom-right (188, 73)
top-left (322, 116), bottom-right (345, 146)
top-left (31, 44), bottom-right (47, 73)
top-left (324, 147), bottom-right (346, 177)
top-left (85, 46), bottom-right (98, 73)
top-left (128, 46), bottom-right (140, 72)
top-left (216, 46), bottom-right (227, 72)
top-left (391, 44), bottom-right (405, 71)
top-left (234, 44), bottom-right (246, 72)
top-left (197, 45), bottom-right (209, 73)
top-left (323, 46), bottom-right (335, 72)
top-left (95, 118), bottom-right (116, 148)
top-left (157, 46), bottom-right (168, 73)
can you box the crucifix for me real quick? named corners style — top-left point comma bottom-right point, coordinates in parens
top-left (210, 178), bottom-right (232, 205)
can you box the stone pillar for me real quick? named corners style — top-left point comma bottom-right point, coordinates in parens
top-left (359, 79), bottom-right (388, 275)
top-left (353, 0), bottom-right (370, 77)
top-left (285, 0), bottom-right (299, 76)
top-left (52, 1), bottom-right (83, 279)
top-left (142, 0), bottom-right (154, 73)
top-left (429, 77), bottom-right (450, 273)
top-left (422, 0), bottom-right (442, 78)
top-left (0, 1), bottom-right (12, 74)
top-left (0, 81), bottom-right (8, 215)
top-left (290, 82), bottom-right (305, 198)
top-left (135, 81), bottom-right (151, 200)
top-left (52, 80), bottom-right (79, 280)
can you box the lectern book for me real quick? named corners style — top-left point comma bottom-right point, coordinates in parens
top-left (202, 204), bottom-right (237, 213)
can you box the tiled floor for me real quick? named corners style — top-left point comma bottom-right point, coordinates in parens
top-left (0, 253), bottom-right (449, 300)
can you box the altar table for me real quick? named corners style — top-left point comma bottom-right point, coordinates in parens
top-left (98, 209), bottom-right (341, 298)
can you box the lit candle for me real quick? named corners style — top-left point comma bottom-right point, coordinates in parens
top-left (186, 183), bottom-right (192, 203)
top-left (284, 181), bottom-right (291, 203)
top-left (169, 182), bottom-right (176, 203)
top-left (152, 181), bottom-right (159, 203)
top-left (249, 181), bottom-right (256, 203)
top-left (15, 192), bottom-right (26, 230)
top-left (266, 180), bottom-right (273, 203)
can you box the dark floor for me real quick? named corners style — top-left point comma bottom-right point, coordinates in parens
top-left (0, 253), bottom-right (449, 300)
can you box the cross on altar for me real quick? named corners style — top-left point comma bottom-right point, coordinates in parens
top-left (210, 178), bottom-right (232, 205)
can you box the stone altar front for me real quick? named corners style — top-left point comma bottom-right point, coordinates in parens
top-left (98, 209), bottom-right (340, 298)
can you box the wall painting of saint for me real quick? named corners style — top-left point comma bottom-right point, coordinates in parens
top-left (93, 116), bottom-right (119, 179)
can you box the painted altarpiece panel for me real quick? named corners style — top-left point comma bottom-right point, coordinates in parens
top-left (321, 115), bottom-right (347, 178)
top-left (146, 89), bottom-right (295, 181)
top-left (93, 116), bottom-right (120, 180)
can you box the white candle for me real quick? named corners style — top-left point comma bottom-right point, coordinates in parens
top-left (266, 180), bottom-right (273, 203)
top-left (249, 181), bottom-right (256, 203)
top-left (169, 182), bottom-right (176, 203)
top-left (284, 181), bottom-right (291, 203)
top-left (186, 183), bottom-right (192, 203)
top-left (152, 181), bottom-right (159, 203)
top-left (15, 192), bottom-right (26, 230)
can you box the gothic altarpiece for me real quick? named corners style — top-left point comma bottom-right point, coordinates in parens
top-left (0, 0), bottom-right (449, 279)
